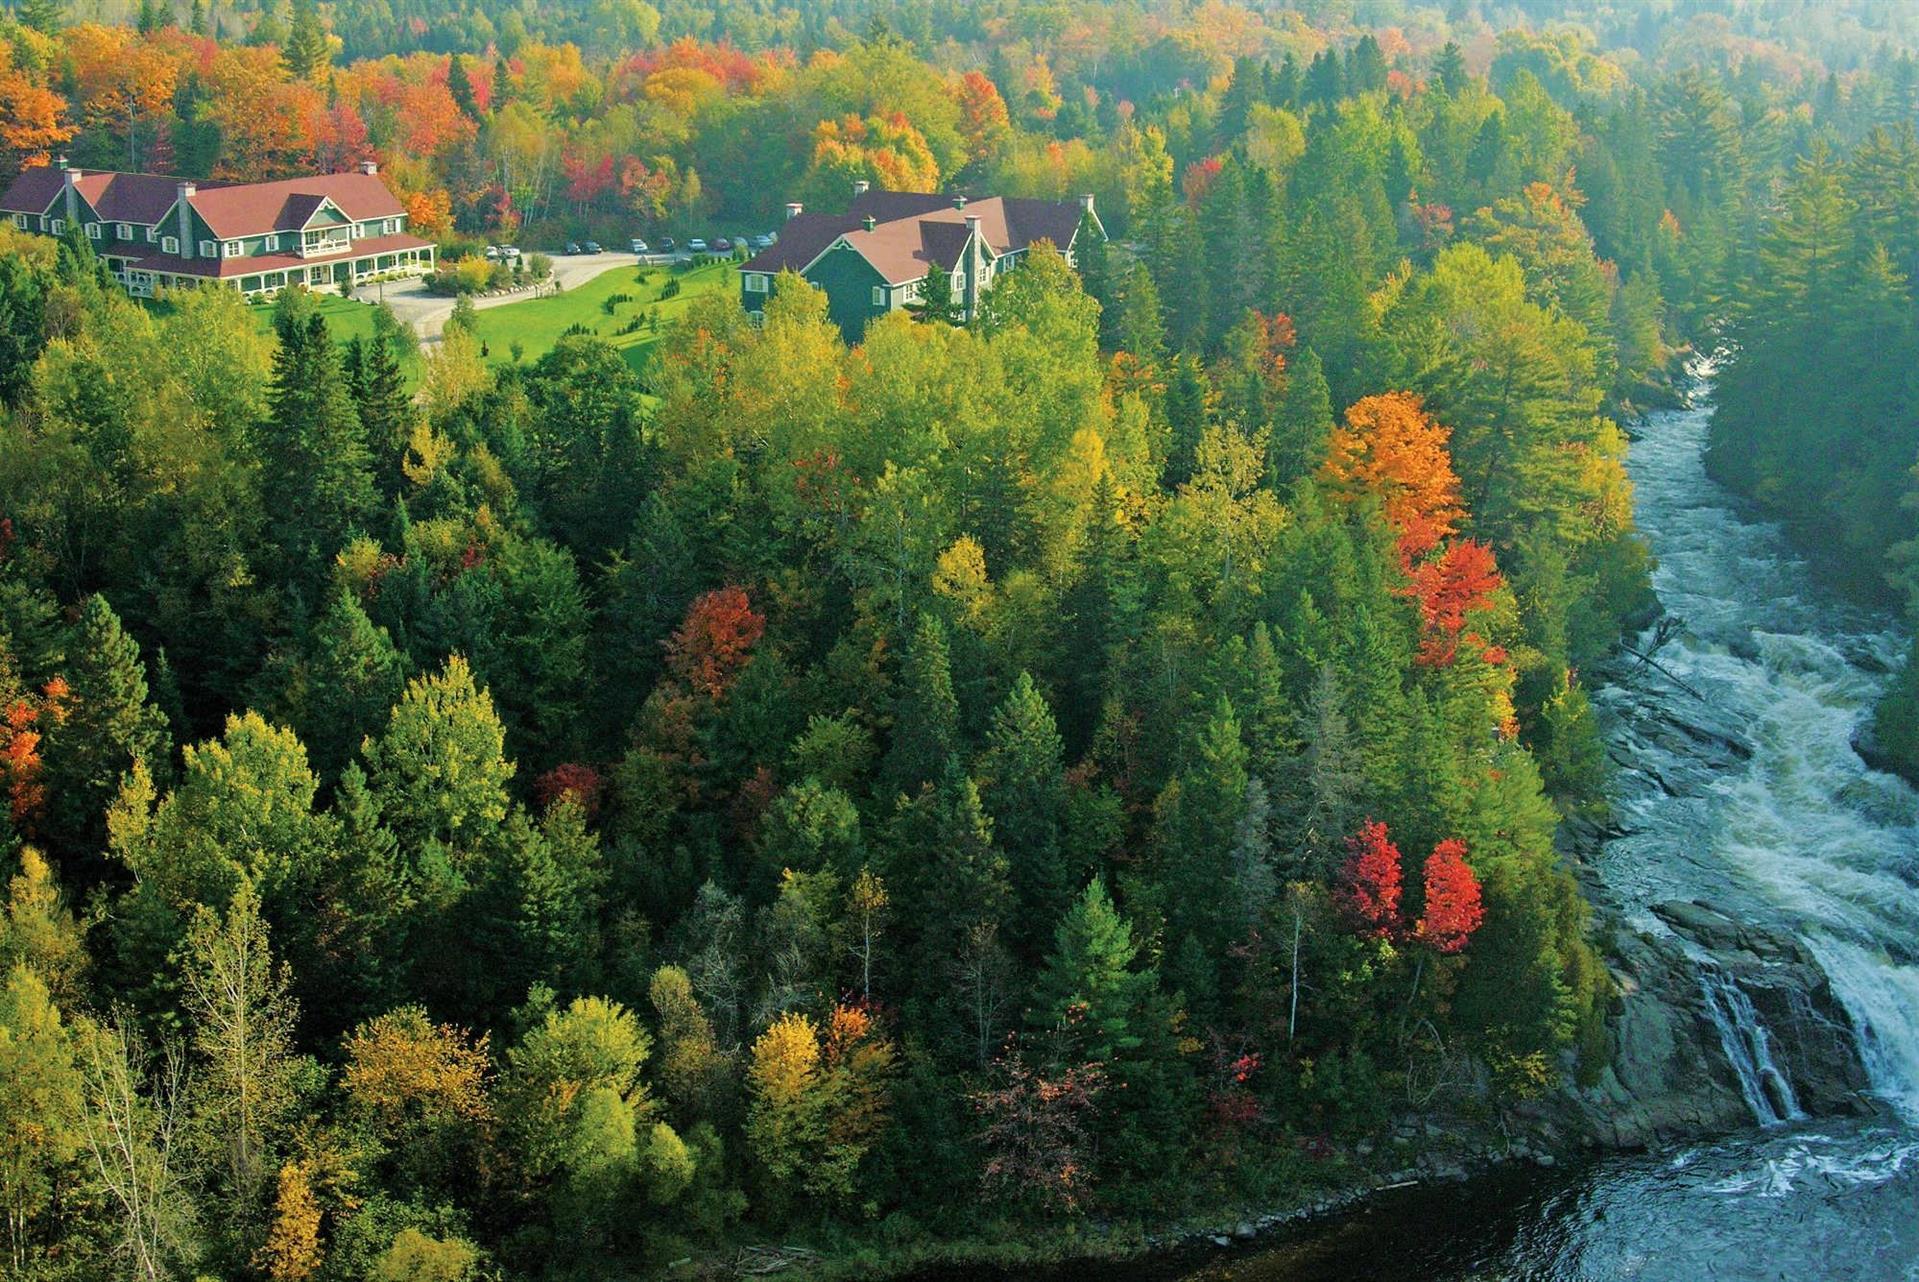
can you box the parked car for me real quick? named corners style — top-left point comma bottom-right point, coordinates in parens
top-left (712, 236), bottom-right (734, 253)
top-left (630, 238), bottom-right (649, 254)
top-left (657, 236), bottom-right (677, 252)
top-left (498, 245), bottom-right (521, 261)
top-left (748, 234), bottom-right (774, 250)
top-left (686, 238), bottom-right (708, 253)
top-left (564, 242), bottom-right (581, 255)
top-left (483, 244), bottom-right (502, 260)
top-left (583, 240), bottom-right (602, 254)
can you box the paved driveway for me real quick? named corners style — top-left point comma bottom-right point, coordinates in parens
top-left (361, 251), bottom-right (699, 341)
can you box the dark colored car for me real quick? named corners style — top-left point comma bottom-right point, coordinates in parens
top-left (564, 242), bottom-right (581, 255)
top-left (712, 236), bottom-right (734, 253)
top-left (583, 240), bottom-right (602, 254)
top-left (657, 236), bottom-right (677, 252)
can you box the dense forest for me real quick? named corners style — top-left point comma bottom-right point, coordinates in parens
top-left (1, 0), bottom-right (1916, 1278)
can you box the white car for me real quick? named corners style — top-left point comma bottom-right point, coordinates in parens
top-left (686, 238), bottom-right (709, 254)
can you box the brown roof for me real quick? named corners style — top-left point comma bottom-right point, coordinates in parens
top-left (76, 171), bottom-right (200, 224)
top-left (0, 166), bottom-right (67, 216)
top-left (741, 189), bottom-right (1093, 287)
top-left (127, 232), bottom-right (434, 279)
top-left (189, 172), bottom-right (405, 238)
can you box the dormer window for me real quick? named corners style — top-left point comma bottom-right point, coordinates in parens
top-left (162, 235), bottom-right (179, 254)
top-left (48, 218), bottom-right (64, 234)
top-left (86, 222), bottom-right (102, 239)
top-left (224, 241), bottom-right (241, 257)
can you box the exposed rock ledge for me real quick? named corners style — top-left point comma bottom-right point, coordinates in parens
top-left (1551, 898), bottom-right (1876, 1149)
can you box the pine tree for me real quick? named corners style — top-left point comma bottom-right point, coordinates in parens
top-left (883, 614), bottom-right (960, 796)
top-left (1268, 346), bottom-right (1333, 491)
top-left (42, 597), bottom-right (171, 866)
top-left (910, 261), bottom-right (963, 326)
top-left (189, 0), bottom-right (207, 35)
top-left (1433, 41), bottom-right (1468, 96)
top-left (261, 307), bottom-right (376, 581)
top-left (353, 329), bottom-right (412, 491)
top-left (1028, 880), bottom-right (1156, 1067)
top-left (282, 0), bottom-right (330, 80)
top-left (978, 673), bottom-right (1069, 959)
top-left (1161, 352), bottom-right (1212, 489)
top-left (1070, 212), bottom-right (1117, 347)
top-left (1112, 262), bottom-right (1166, 367)
top-left (447, 54), bottom-right (478, 118)
top-left (293, 590), bottom-right (406, 782)
top-left (17, 0), bottom-right (63, 36)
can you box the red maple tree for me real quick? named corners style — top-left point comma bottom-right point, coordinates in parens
top-left (1337, 819), bottom-right (1404, 940)
top-left (665, 586), bottom-right (766, 700)
top-left (1406, 538), bottom-right (1504, 666)
top-left (1415, 839), bottom-right (1484, 954)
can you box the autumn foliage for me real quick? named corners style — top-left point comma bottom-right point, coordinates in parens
top-left (1323, 392), bottom-right (1463, 563)
top-left (664, 586), bottom-right (766, 699)
top-left (1415, 839), bottom-right (1485, 954)
top-left (1336, 819), bottom-right (1403, 940)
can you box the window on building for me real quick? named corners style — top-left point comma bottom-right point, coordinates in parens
top-left (871, 285), bottom-right (886, 306)
top-left (745, 273), bottom-right (768, 293)
top-left (162, 235), bottom-right (179, 254)
top-left (224, 241), bottom-right (241, 257)
top-left (9, 214), bottom-right (24, 230)
top-left (116, 223), bottom-right (131, 239)
top-left (198, 240), bottom-right (216, 257)
top-left (48, 218), bottom-right (64, 234)
top-left (146, 226), bottom-right (157, 242)
top-left (85, 222), bottom-right (101, 239)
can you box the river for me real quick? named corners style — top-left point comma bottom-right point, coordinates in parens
top-left (1038, 376), bottom-right (1919, 1281)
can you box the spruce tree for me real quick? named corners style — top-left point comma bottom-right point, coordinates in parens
top-left (883, 614), bottom-right (960, 797)
top-left (42, 597), bottom-right (172, 867)
top-left (978, 673), bottom-right (1069, 959)
top-left (294, 590), bottom-right (407, 783)
top-left (261, 306), bottom-right (376, 581)
top-left (1268, 346), bottom-right (1333, 491)
top-left (909, 261), bottom-right (963, 326)
top-left (1028, 879), bottom-right (1155, 1066)
top-left (283, 0), bottom-right (329, 80)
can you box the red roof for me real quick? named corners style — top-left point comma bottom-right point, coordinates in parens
top-left (189, 172), bottom-right (405, 238)
top-left (742, 189), bottom-right (1093, 286)
top-left (127, 233), bottom-right (434, 279)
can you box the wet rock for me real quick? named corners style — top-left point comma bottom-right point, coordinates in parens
top-left (1211, 1235), bottom-right (1231, 1248)
top-left (1234, 1221), bottom-right (1257, 1240)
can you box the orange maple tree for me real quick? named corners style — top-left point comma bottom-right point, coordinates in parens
top-left (665, 586), bottom-right (767, 700)
top-left (1322, 391), bottom-right (1464, 564)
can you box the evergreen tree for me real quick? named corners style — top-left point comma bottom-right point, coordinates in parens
top-left (883, 614), bottom-right (960, 797)
top-left (1111, 262), bottom-right (1166, 366)
top-left (1433, 41), bottom-right (1468, 96)
top-left (1161, 353), bottom-right (1212, 489)
top-left (17, 0), bottom-right (63, 36)
top-left (291, 589), bottom-right (407, 782)
top-left (261, 305), bottom-right (376, 582)
top-left (978, 673), bottom-right (1069, 959)
top-left (1028, 879), bottom-right (1155, 1068)
top-left (42, 597), bottom-right (172, 867)
top-left (447, 54), bottom-right (478, 118)
top-left (1268, 346), bottom-right (1334, 490)
top-left (910, 263), bottom-right (963, 326)
top-left (283, 0), bottom-right (330, 80)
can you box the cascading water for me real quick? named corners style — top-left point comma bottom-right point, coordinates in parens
top-left (1123, 369), bottom-right (1919, 1281)
top-left (1697, 963), bottom-right (1801, 1126)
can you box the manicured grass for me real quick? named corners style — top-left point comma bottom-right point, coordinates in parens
top-left (467, 259), bottom-right (738, 375)
top-left (247, 291), bottom-right (425, 384)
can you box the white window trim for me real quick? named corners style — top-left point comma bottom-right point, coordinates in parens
top-left (117, 223), bottom-right (131, 239)
top-left (48, 218), bottom-right (64, 234)
top-left (10, 213), bottom-right (24, 229)
top-left (86, 222), bottom-right (102, 239)
top-left (744, 273), bottom-right (768, 294)
top-left (162, 235), bottom-right (179, 253)
top-left (146, 226), bottom-right (157, 242)
top-left (224, 240), bottom-right (242, 258)
top-left (198, 239), bottom-right (216, 257)
top-left (871, 285), bottom-right (886, 306)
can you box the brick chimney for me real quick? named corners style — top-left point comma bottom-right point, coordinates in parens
top-left (784, 202), bottom-right (804, 221)
top-left (358, 159), bottom-right (379, 176)
top-left (176, 181), bottom-right (196, 258)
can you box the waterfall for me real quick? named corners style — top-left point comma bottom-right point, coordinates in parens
top-left (1698, 965), bottom-right (1802, 1126)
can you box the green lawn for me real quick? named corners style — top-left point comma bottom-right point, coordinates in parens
top-left (467, 259), bottom-right (738, 375)
top-left (248, 291), bottom-right (393, 345)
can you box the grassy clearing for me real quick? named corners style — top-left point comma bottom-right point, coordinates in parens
top-left (467, 258), bottom-right (738, 375)
top-left (247, 290), bottom-right (426, 385)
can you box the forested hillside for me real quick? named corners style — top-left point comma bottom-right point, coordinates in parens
top-left (1, 1), bottom-right (1916, 1278)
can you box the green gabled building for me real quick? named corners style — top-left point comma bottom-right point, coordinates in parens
top-left (0, 156), bottom-right (436, 299)
top-left (740, 183), bottom-right (1101, 339)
